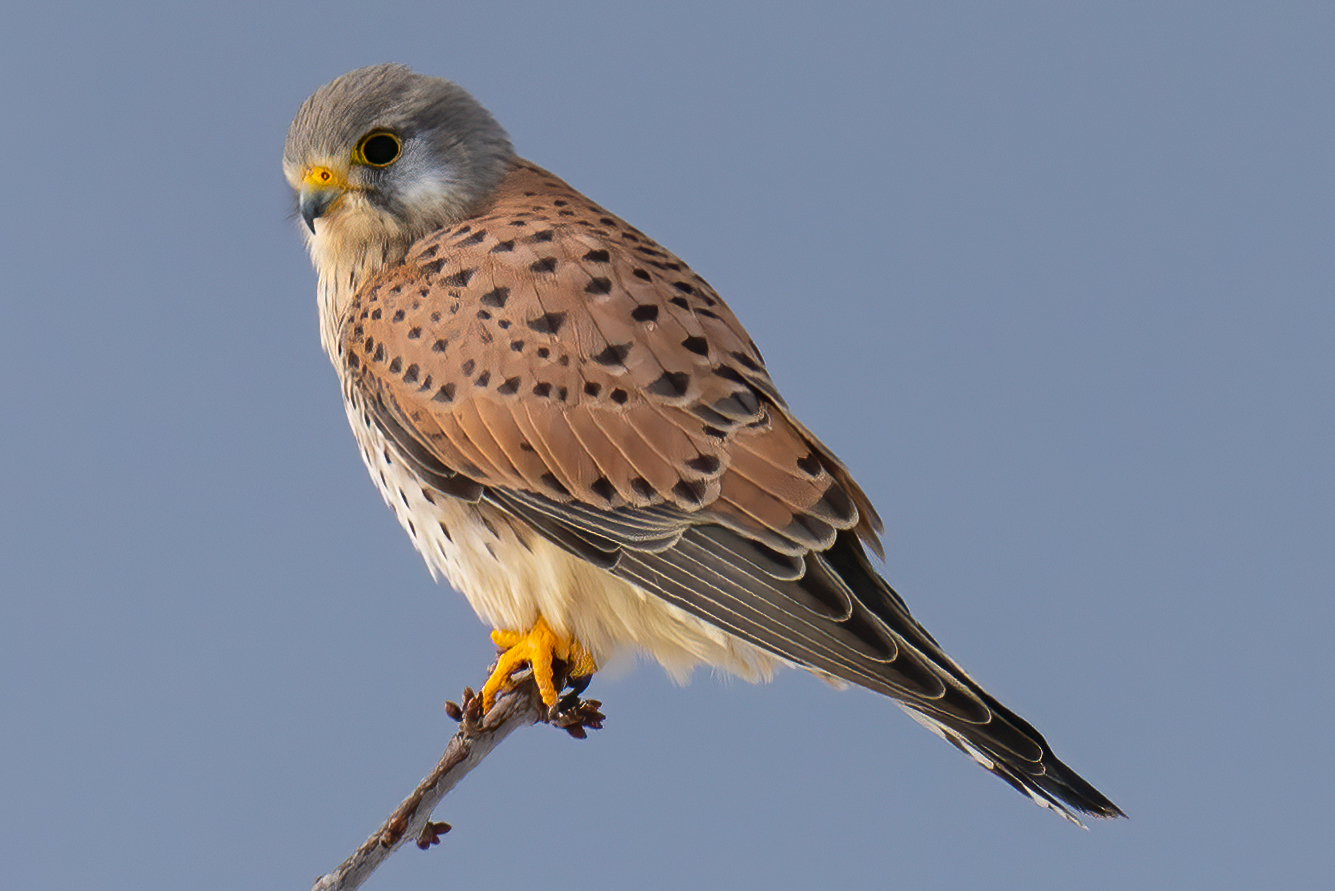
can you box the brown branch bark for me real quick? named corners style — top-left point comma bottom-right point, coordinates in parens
top-left (309, 679), bottom-right (603, 891)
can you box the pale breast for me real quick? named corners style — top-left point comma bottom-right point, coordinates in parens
top-left (340, 384), bottom-right (782, 684)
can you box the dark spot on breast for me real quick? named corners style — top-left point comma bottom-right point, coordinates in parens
top-left (491, 240), bottom-right (515, 253)
top-left (392, 309), bottom-right (405, 322)
top-left (632, 268), bottom-right (652, 281)
top-left (480, 287), bottom-right (509, 307)
top-left (407, 326), bottom-right (421, 339)
top-left (432, 339), bottom-right (448, 352)
top-left (631, 304), bottom-right (659, 322)
top-left (461, 359), bottom-right (475, 375)
top-left (583, 381), bottom-right (602, 396)
top-left (433, 383), bottom-right (456, 403)
top-left (529, 230), bottom-right (555, 243)
top-left (461, 230), bottom-right (487, 245)
top-left (529, 257), bottom-right (558, 274)
top-left (443, 268), bottom-right (475, 288)
top-left (532, 382), bottom-right (552, 398)
top-left (497, 376), bottom-right (520, 395)
top-left (630, 477), bottom-right (655, 499)
top-left (403, 364), bottom-right (419, 383)
top-left (474, 371), bottom-right (491, 387)
top-left (585, 277), bottom-right (612, 295)
top-left (671, 281), bottom-right (695, 295)
top-left (669, 296), bottom-right (691, 310)
top-left (510, 340), bottom-right (525, 352)
top-left (610, 388), bottom-right (629, 405)
top-left (582, 249), bottom-right (611, 264)
top-left (536, 347), bottom-right (550, 359)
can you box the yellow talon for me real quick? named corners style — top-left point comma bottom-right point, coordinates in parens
top-left (481, 617), bottom-right (597, 711)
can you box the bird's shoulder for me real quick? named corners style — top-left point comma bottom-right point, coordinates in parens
top-left (339, 160), bottom-right (882, 553)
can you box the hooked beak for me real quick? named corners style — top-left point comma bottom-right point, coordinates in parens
top-left (299, 165), bottom-right (348, 233)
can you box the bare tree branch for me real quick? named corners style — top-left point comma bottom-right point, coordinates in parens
top-left (309, 679), bottom-right (603, 891)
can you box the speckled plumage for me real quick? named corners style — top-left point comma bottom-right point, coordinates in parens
top-left (285, 64), bottom-right (1122, 824)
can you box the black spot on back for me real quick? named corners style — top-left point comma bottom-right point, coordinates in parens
top-left (527, 311), bottom-right (567, 334)
top-left (540, 473), bottom-right (570, 498)
top-left (591, 343), bottom-right (632, 366)
top-left (590, 476), bottom-right (617, 503)
top-left (647, 371), bottom-right (691, 399)
top-left (681, 336), bottom-right (709, 356)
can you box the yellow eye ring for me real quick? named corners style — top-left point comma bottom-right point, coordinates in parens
top-left (355, 131), bottom-right (402, 167)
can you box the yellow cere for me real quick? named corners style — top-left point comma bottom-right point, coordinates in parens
top-left (302, 165), bottom-right (347, 189)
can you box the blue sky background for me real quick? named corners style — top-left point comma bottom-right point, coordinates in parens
top-left (3, 2), bottom-right (1332, 888)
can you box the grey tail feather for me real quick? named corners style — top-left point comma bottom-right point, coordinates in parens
top-left (902, 702), bottom-right (1125, 826)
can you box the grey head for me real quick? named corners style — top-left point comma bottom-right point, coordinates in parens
top-left (284, 64), bottom-right (515, 249)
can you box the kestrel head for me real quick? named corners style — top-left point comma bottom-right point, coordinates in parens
top-left (283, 64), bottom-right (514, 258)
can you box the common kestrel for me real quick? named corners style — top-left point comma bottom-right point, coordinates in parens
top-left (284, 64), bottom-right (1122, 824)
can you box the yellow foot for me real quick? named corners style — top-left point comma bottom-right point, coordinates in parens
top-left (481, 617), bottom-right (597, 712)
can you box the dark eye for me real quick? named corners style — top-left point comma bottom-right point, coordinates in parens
top-left (358, 132), bottom-right (401, 167)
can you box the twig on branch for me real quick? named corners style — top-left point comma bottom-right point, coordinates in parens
top-left (310, 676), bottom-right (604, 891)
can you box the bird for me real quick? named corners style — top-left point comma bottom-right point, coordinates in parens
top-left (284, 63), bottom-right (1123, 825)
